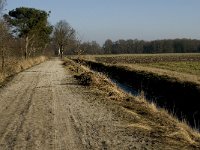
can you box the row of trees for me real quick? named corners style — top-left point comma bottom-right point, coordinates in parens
top-left (63, 38), bottom-right (200, 55)
top-left (103, 39), bottom-right (200, 54)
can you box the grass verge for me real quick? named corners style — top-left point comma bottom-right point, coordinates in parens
top-left (0, 56), bottom-right (47, 86)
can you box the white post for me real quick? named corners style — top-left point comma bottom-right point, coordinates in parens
top-left (58, 48), bottom-right (60, 56)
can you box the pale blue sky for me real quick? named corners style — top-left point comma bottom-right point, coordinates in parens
top-left (5, 0), bottom-right (200, 44)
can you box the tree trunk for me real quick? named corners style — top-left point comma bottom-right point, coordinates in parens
top-left (60, 45), bottom-right (63, 59)
top-left (25, 35), bottom-right (35, 59)
top-left (1, 48), bottom-right (5, 72)
top-left (25, 36), bottom-right (29, 59)
top-left (60, 51), bottom-right (63, 59)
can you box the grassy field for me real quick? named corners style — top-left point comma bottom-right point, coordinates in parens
top-left (141, 61), bottom-right (200, 76)
top-left (92, 53), bottom-right (200, 64)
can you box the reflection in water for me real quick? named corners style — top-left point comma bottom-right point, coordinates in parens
top-left (110, 78), bottom-right (139, 96)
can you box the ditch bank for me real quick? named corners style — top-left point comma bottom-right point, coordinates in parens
top-left (76, 59), bottom-right (200, 130)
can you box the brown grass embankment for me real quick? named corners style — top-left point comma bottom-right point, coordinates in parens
top-left (63, 58), bottom-right (200, 149)
top-left (0, 56), bottom-right (47, 85)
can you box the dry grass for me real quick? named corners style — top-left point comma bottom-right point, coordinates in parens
top-left (74, 72), bottom-right (96, 86)
top-left (64, 58), bottom-right (126, 99)
top-left (63, 57), bottom-right (200, 148)
top-left (0, 56), bottom-right (47, 85)
top-left (122, 96), bottom-right (200, 147)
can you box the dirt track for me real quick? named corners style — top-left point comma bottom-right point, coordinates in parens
top-left (0, 59), bottom-right (196, 150)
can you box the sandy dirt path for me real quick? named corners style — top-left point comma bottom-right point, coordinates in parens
top-left (0, 58), bottom-right (193, 150)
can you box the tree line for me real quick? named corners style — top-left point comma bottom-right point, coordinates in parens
top-left (64, 38), bottom-right (200, 55)
top-left (102, 39), bottom-right (200, 54)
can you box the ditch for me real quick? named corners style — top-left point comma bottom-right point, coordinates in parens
top-left (77, 59), bottom-right (200, 130)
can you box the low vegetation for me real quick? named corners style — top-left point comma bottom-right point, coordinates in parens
top-left (0, 56), bottom-right (47, 85)
top-left (74, 72), bottom-right (94, 86)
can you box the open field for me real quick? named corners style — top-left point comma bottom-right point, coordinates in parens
top-left (91, 54), bottom-right (200, 76)
top-left (91, 53), bottom-right (200, 64)
top-left (140, 61), bottom-right (200, 76)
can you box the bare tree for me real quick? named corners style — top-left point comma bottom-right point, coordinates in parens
top-left (53, 20), bottom-right (75, 58)
top-left (74, 38), bottom-right (84, 57)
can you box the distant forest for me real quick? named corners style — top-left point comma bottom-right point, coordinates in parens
top-left (69, 39), bottom-right (200, 55)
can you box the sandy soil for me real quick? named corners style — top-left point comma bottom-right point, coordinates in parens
top-left (0, 58), bottom-right (196, 150)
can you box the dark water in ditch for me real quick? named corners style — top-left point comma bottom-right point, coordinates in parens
top-left (81, 60), bottom-right (200, 130)
top-left (110, 72), bottom-right (200, 131)
top-left (110, 79), bottom-right (139, 96)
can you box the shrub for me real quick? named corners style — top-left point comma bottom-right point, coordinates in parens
top-left (74, 72), bottom-right (94, 86)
